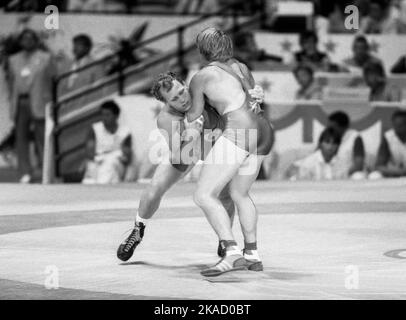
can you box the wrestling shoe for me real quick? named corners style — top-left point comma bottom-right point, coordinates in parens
top-left (117, 223), bottom-right (145, 261)
top-left (243, 249), bottom-right (264, 271)
top-left (201, 255), bottom-right (248, 277)
top-left (217, 240), bottom-right (227, 258)
top-left (246, 260), bottom-right (264, 271)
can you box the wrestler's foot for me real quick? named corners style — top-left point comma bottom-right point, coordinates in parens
top-left (117, 223), bottom-right (145, 261)
top-left (217, 240), bottom-right (227, 258)
top-left (201, 254), bottom-right (248, 277)
top-left (244, 249), bottom-right (264, 271)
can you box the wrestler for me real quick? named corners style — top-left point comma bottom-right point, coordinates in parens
top-left (117, 72), bottom-right (238, 262)
top-left (185, 28), bottom-right (274, 276)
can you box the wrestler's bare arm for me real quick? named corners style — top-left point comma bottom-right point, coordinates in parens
top-left (157, 111), bottom-right (184, 163)
top-left (187, 72), bottom-right (207, 122)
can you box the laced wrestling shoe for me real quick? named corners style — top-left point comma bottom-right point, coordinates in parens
top-left (217, 240), bottom-right (227, 258)
top-left (201, 255), bottom-right (248, 277)
top-left (117, 223), bottom-right (145, 261)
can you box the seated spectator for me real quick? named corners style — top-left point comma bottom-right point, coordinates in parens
top-left (363, 61), bottom-right (402, 101)
top-left (328, 111), bottom-right (366, 179)
top-left (82, 100), bottom-right (132, 184)
top-left (325, 1), bottom-right (356, 33)
top-left (175, 0), bottom-right (219, 14)
top-left (287, 127), bottom-right (343, 181)
top-left (370, 109), bottom-right (406, 178)
top-left (342, 35), bottom-right (384, 73)
top-left (68, 0), bottom-right (105, 12)
top-left (360, 0), bottom-right (400, 34)
top-left (292, 31), bottom-right (331, 72)
top-left (59, 34), bottom-right (101, 94)
top-left (233, 31), bottom-right (283, 70)
top-left (293, 64), bottom-right (322, 100)
top-left (390, 53), bottom-right (406, 73)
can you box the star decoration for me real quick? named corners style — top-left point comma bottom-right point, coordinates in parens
top-left (369, 39), bottom-right (380, 53)
top-left (259, 78), bottom-right (272, 91)
top-left (324, 39), bottom-right (337, 53)
top-left (280, 39), bottom-right (293, 53)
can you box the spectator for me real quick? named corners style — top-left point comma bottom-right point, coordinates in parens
top-left (68, 0), bottom-right (105, 12)
top-left (398, 0), bottom-right (406, 33)
top-left (363, 61), bottom-right (402, 101)
top-left (175, 0), bottom-right (220, 14)
top-left (360, 0), bottom-right (400, 34)
top-left (390, 53), bottom-right (406, 73)
top-left (342, 35), bottom-right (384, 73)
top-left (288, 127), bottom-right (343, 181)
top-left (292, 31), bottom-right (331, 72)
top-left (325, 1), bottom-right (356, 33)
top-left (7, 29), bottom-right (56, 183)
top-left (59, 34), bottom-right (101, 94)
top-left (370, 109), bottom-right (406, 178)
top-left (293, 64), bottom-right (322, 100)
top-left (328, 111), bottom-right (366, 179)
top-left (233, 31), bottom-right (283, 70)
top-left (82, 100), bottom-right (132, 184)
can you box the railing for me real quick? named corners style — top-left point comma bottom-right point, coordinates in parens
top-left (47, 0), bottom-right (268, 183)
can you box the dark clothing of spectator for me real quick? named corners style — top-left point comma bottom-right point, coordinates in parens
top-left (7, 29), bottom-right (55, 181)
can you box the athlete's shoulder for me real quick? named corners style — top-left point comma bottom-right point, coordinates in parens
top-left (157, 108), bottom-right (182, 129)
top-left (191, 65), bottom-right (220, 82)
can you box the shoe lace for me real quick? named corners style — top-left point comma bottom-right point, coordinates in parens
top-left (123, 227), bottom-right (141, 252)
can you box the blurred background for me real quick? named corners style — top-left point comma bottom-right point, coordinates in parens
top-left (0, 0), bottom-right (406, 185)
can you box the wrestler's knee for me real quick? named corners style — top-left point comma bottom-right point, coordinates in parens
top-left (193, 186), bottom-right (216, 208)
top-left (229, 186), bottom-right (249, 203)
top-left (193, 189), bottom-right (208, 208)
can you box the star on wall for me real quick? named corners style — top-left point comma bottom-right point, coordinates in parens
top-left (324, 39), bottom-right (337, 53)
top-left (280, 39), bottom-right (293, 53)
top-left (259, 78), bottom-right (272, 91)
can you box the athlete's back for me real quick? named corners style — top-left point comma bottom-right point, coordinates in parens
top-left (192, 59), bottom-right (252, 115)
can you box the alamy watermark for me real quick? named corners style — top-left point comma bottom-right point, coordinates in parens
top-left (344, 5), bottom-right (360, 30)
top-left (44, 5), bottom-right (59, 30)
top-left (344, 265), bottom-right (359, 290)
top-left (148, 125), bottom-right (260, 175)
top-left (44, 265), bottom-right (59, 289)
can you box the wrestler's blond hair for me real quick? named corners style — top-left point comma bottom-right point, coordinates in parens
top-left (196, 27), bottom-right (233, 62)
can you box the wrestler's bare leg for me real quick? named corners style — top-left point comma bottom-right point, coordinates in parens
top-left (138, 163), bottom-right (192, 220)
top-left (230, 154), bottom-right (264, 244)
top-left (117, 163), bottom-right (191, 261)
top-left (139, 164), bottom-right (234, 222)
top-left (194, 136), bottom-right (254, 276)
top-left (194, 136), bottom-right (249, 242)
top-left (117, 161), bottom-right (235, 261)
top-left (229, 154), bottom-right (265, 271)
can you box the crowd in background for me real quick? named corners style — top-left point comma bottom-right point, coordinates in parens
top-left (0, 0), bottom-right (406, 184)
top-left (1, 0), bottom-right (406, 32)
